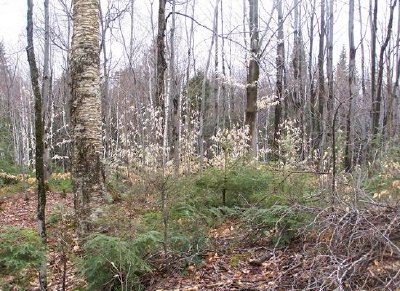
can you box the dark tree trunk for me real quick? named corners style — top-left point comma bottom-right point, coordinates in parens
top-left (26, 0), bottom-right (47, 288)
top-left (272, 0), bottom-right (284, 157)
top-left (246, 0), bottom-right (259, 156)
top-left (317, 0), bottom-right (326, 153)
top-left (370, 0), bottom-right (378, 136)
top-left (373, 0), bottom-right (397, 137)
top-left (155, 0), bottom-right (167, 112)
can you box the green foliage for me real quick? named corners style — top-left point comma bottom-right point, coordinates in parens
top-left (47, 203), bottom-right (66, 225)
top-left (79, 234), bottom-right (151, 291)
top-left (241, 205), bottom-right (313, 246)
top-left (0, 116), bottom-right (15, 173)
top-left (0, 227), bottom-right (45, 275)
top-left (184, 71), bottom-right (211, 112)
top-left (47, 174), bottom-right (72, 193)
top-left (194, 163), bottom-right (273, 206)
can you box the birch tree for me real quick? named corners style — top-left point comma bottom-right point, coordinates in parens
top-left (70, 0), bottom-right (105, 235)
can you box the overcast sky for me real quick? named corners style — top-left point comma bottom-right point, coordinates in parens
top-left (0, 0), bottom-right (393, 81)
top-left (0, 0), bottom-right (27, 53)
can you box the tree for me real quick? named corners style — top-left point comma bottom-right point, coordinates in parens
top-left (70, 0), bottom-right (105, 235)
top-left (373, 0), bottom-right (397, 137)
top-left (370, 0), bottom-right (378, 137)
top-left (199, 0), bottom-right (220, 169)
top-left (345, 0), bottom-right (355, 171)
top-left (272, 0), bottom-right (284, 157)
top-left (245, 0), bottom-right (260, 156)
top-left (26, 0), bottom-right (47, 288)
top-left (155, 0), bottom-right (167, 112)
top-left (317, 0), bottom-right (326, 156)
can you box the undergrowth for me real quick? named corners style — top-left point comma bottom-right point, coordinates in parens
top-left (0, 226), bottom-right (45, 287)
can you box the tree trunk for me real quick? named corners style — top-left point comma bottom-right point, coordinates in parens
top-left (308, 0), bottom-right (317, 156)
top-left (326, 0), bottom-right (334, 147)
top-left (99, 4), bottom-right (111, 159)
top-left (155, 0), bottom-right (167, 112)
top-left (199, 0), bottom-right (220, 169)
top-left (42, 0), bottom-right (51, 181)
top-left (317, 0), bottom-right (326, 155)
top-left (26, 0), bottom-right (47, 288)
top-left (169, 0), bottom-right (180, 174)
top-left (373, 0), bottom-right (397, 137)
top-left (370, 0), bottom-right (378, 136)
top-left (70, 0), bottom-right (105, 235)
top-left (246, 0), bottom-right (259, 156)
top-left (345, 0), bottom-right (355, 172)
top-left (272, 0), bottom-right (284, 158)
top-left (388, 2), bottom-right (400, 138)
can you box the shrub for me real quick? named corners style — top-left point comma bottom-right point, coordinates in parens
top-left (0, 227), bottom-right (45, 276)
top-left (47, 173), bottom-right (72, 193)
top-left (194, 163), bottom-right (273, 206)
top-left (241, 205), bottom-right (313, 246)
top-left (79, 234), bottom-right (151, 290)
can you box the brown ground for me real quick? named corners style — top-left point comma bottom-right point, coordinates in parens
top-left (1, 191), bottom-right (399, 290)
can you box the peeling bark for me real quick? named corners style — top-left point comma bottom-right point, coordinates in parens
top-left (70, 0), bottom-right (105, 235)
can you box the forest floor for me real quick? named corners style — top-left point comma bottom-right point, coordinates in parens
top-left (1, 188), bottom-right (400, 290)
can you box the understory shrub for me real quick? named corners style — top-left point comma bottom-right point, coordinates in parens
top-left (79, 233), bottom-right (152, 291)
top-left (241, 205), bottom-right (313, 246)
top-left (0, 227), bottom-right (45, 283)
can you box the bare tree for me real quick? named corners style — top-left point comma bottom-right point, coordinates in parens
top-left (26, 0), bottom-right (47, 288)
top-left (155, 0), bottom-right (167, 112)
top-left (345, 0), bottom-right (355, 171)
top-left (326, 0), bottom-right (334, 143)
top-left (370, 0), bottom-right (378, 137)
top-left (386, 1), bottom-right (400, 137)
top-left (246, 0), bottom-right (259, 156)
top-left (272, 0), bottom-right (284, 157)
top-left (199, 0), bottom-right (220, 169)
top-left (317, 0), bottom-right (326, 156)
top-left (373, 0), bottom-right (397, 137)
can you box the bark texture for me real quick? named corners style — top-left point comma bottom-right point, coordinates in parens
top-left (70, 0), bottom-right (105, 235)
top-left (246, 0), bottom-right (259, 156)
top-left (272, 0), bottom-right (284, 156)
top-left (345, 0), bottom-right (355, 172)
top-left (26, 0), bottom-right (47, 288)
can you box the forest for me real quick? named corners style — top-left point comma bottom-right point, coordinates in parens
top-left (0, 0), bottom-right (399, 290)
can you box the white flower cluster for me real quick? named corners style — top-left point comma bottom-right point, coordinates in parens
top-left (257, 95), bottom-right (280, 110)
top-left (209, 125), bottom-right (250, 168)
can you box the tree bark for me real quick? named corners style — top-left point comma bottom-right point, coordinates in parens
top-left (70, 0), bottom-right (105, 235)
top-left (308, 0), bottom-right (317, 155)
top-left (26, 0), bottom-right (47, 288)
top-left (42, 0), bottom-right (51, 181)
top-left (373, 0), bottom-right (397, 137)
top-left (199, 0), bottom-right (220, 169)
top-left (317, 0), bottom-right (326, 155)
top-left (272, 0), bottom-right (284, 157)
top-left (155, 0), bottom-right (167, 112)
top-left (370, 0), bottom-right (378, 136)
top-left (246, 0), bottom-right (259, 156)
top-left (345, 0), bottom-right (355, 172)
top-left (326, 0), bottom-right (334, 141)
top-left (169, 0), bottom-right (180, 174)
